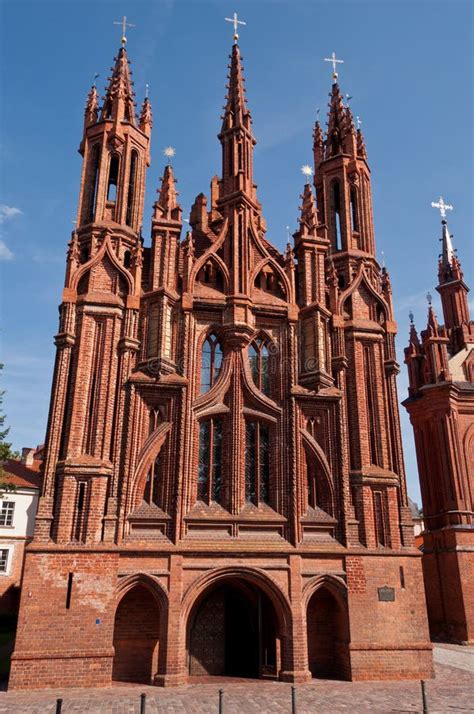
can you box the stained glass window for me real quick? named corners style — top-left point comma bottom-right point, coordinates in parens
top-left (248, 338), bottom-right (271, 396)
top-left (245, 420), bottom-right (270, 505)
top-left (200, 334), bottom-right (223, 393)
top-left (198, 421), bottom-right (210, 499)
top-left (212, 420), bottom-right (223, 502)
top-left (259, 424), bottom-right (270, 503)
top-left (245, 421), bottom-right (256, 503)
top-left (143, 454), bottom-right (162, 506)
top-left (198, 419), bottom-right (223, 503)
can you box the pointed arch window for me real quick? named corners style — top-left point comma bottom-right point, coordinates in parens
top-left (245, 421), bottom-right (270, 505)
top-left (306, 455), bottom-right (333, 516)
top-left (332, 181), bottom-right (342, 251)
top-left (143, 453), bottom-right (162, 507)
top-left (248, 338), bottom-right (270, 396)
top-left (72, 480), bottom-right (88, 542)
top-left (198, 418), bottom-right (223, 503)
top-left (373, 489), bottom-right (390, 547)
top-left (197, 260), bottom-right (224, 291)
top-left (254, 266), bottom-right (286, 300)
top-left (126, 150), bottom-right (139, 227)
top-left (350, 187), bottom-right (359, 233)
top-left (107, 154), bottom-right (120, 203)
top-left (83, 144), bottom-right (101, 224)
top-left (200, 334), bottom-right (223, 393)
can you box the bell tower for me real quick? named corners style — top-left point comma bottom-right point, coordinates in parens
top-left (309, 59), bottom-right (412, 549)
top-left (404, 202), bottom-right (474, 643)
top-left (35, 37), bottom-right (151, 543)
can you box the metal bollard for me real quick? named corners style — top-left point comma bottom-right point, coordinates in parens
top-left (55, 699), bottom-right (63, 714)
top-left (219, 688), bottom-right (224, 714)
top-left (291, 685), bottom-right (297, 714)
top-left (421, 680), bottom-right (429, 713)
top-left (140, 692), bottom-right (146, 714)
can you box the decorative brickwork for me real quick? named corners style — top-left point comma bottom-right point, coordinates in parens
top-left (404, 218), bottom-right (474, 644)
top-left (10, 39), bottom-right (433, 690)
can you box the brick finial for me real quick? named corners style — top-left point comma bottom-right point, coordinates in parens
top-left (100, 46), bottom-right (136, 125)
top-left (84, 85), bottom-right (99, 128)
top-left (139, 96), bottom-right (153, 135)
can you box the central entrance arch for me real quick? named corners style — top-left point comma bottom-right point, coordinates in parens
top-left (187, 577), bottom-right (281, 679)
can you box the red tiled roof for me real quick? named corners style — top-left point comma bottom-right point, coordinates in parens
top-left (415, 534), bottom-right (424, 551)
top-left (1, 459), bottom-right (41, 489)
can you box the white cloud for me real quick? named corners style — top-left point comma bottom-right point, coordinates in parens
top-left (0, 239), bottom-right (13, 260)
top-left (0, 204), bottom-right (22, 224)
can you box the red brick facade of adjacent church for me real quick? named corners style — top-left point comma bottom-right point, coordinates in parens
top-left (9, 40), bottom-right (434, 690)
top-left (404, 219), bottom-right (474, 645)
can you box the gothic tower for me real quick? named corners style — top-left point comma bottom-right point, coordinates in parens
top-left (10, 34), bottom-right (433, 690)
top-left (404, 207), bottom-right (474, 643)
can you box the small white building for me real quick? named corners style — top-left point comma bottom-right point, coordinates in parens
top-left (0, 447), bottom-right (42, 614)
top-left (408, 497), bottom-right (424, 542)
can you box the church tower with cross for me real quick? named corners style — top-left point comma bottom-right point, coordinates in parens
top-left (10, 21), bottom-right (434, 690)
top-left (404, 201), bottom-right (474, 644)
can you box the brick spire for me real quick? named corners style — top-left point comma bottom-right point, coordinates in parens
top-left (325, 82), bottom-right (347, 158)
top-left (101, 46), bottom-right (136, 125)
top-left (313, 120), bottom-right (324, 168)
top-left (221, 43), bottom-right (252, 133)
top-left (218, 42), bottom-right (256, 199)
top-left (426, 303), bottom-right (440, 336)
top-left (356, 125), bottom-right (367, 159)
top-left (407, 320), bottom-right (421, 351)
top-left (153, 164), bottom-right (181, 222)
top-left (139, 96), bottom-right (153, 135)
top-left (298, 183), bottom-right (318, 236)
top-left (435, 217), bottom-right (472, 341)
top-left (84, 85), bottom-right (99, 128)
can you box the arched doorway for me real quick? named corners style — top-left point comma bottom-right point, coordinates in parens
top-left (306, 585), bottom-right (350, 679)
top-left (188, 578), bottom-right (280, 679)
top-left (112, 584), bottom-right (160, 684)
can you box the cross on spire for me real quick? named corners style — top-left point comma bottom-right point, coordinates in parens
top-left (431, 196), bottom-right (453, 220)
top-left (114, 16), bottom-right (135, 45)
top-left (225, 12), bottom-right (246, 43)
top-left (324, 51), bottom-right (344, 82)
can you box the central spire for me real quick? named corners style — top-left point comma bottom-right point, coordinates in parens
top-left (218, 42), bottom-right (256, 201)
top-left (101, 46), bottom-right (136, 125)
top-left (221, 44), bottom-right (251, 133)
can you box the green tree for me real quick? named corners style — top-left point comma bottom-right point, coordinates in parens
top-left (0, 363), bottom-right (18, 492)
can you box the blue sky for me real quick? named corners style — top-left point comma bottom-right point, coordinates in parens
top-left (0, 0), bottom-right (472, 503)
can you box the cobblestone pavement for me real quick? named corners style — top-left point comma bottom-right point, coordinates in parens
top-left (0, 646), bottom-right (472, 713)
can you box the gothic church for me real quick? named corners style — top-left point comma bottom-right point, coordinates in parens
top-left (10, 32), bottom-right (434, 688)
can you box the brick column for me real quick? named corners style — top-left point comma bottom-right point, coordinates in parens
top-left (155, 554), bottom-right (185, 686)
top-left (280, 555), bottom-right (311, 683)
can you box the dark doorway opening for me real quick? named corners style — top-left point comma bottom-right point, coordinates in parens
top-left (188, 579), bottom-right (278, 679)
top-left (306, 586), bottom-right (350, 680)
top-left (112, 584), bottom-right (160, 684)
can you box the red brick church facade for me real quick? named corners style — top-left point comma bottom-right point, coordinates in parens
top-left (404, 215), bottom-right (474, 644)
top-left (10, 38), bottom-right (433, 689)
